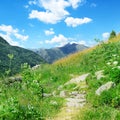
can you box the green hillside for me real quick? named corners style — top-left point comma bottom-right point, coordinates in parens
top-left (0, 36), bottom-right (45, 75)
top-left (0, 34), bottom-right (120, 119)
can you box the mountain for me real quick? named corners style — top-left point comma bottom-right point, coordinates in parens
top-left (0, 36), bottom-right (45, 75)
top-left (33, 43), bottom-right (88, 63)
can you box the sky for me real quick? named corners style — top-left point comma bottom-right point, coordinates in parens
top-left (0, 0), bottom-right (120, 49)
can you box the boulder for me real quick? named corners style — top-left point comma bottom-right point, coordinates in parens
top-left (95, 81), bottom-right (115, 95)
top-left (6, 76), bottom-right (22, 84)
top-left (95, 70), bottom-right (104, 80)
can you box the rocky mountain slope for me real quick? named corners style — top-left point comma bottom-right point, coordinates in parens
top-left (33, 43), bottom-right (88, 63)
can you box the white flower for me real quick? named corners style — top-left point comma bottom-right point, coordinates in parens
top-left (113, 61), bottom-right (118, 66)
top-left (117, 66), bottom-right (120, 69)
top-left (112, 54), bottom-right (117, 57)
top-left (106, 62), bottom-right (111, 65)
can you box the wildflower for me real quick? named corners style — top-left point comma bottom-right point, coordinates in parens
top-left (112, 54), bottom-right (117, 57)
top-left (113, 61), bottom-right (118, 66)
top-left (106, 62), bottom-right (111, 65)
top-left (117, 66), bottom-right (120, 69)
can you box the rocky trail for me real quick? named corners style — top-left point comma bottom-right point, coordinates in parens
top-left (49, 73), bottom-right (89, 120)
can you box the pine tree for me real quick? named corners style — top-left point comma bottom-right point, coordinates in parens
top-left (109, 30), bottom-right (116, 40)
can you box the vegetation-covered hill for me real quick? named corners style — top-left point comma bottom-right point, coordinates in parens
top-left (33, 43), bottom-right (88, 63)
top-left (0, 36), bottom-right (45, 75)
top-left (0, 33), bottom-right (120, 120)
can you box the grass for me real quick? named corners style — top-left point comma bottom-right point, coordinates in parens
top-left (0, 34), bottom-right (120, 119)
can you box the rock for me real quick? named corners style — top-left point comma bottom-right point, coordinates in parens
top-left (95, 70), bottom-right (104, 80)
top-left (66, 98), bottom-right (86, 108)
top-left (43, 93), bottom-right (52, 97)
top-left (7, 76), bottom-right (22, 84)
top-left (58, 85), bottom-right (63, 90)
top-left (65, 73), bottom-right (90, 85)
top-left (60, 91), bottom-right (68, 97)
top-left (70, 91), bottom-right (79, 96)
top-left (31, 64), bottom-right (40, 70)
top-left (95, 81), bottom-right (115, 95)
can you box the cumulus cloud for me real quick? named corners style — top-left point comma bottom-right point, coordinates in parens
top-left (0, 24), bottom-right (29, 46)
top-left (29, 0), bottom-right (85, 24)
top-left (29, 10), bottom-right (66, 24)
top-left (14, 33), bottom-right (29, 41)
top-left (65, 17), bottom-right (92, 27)
top-left (45, 34), bottom-right (69, 46)
top-left (102, 32), bottom-right (110, 40)
top-left (44, 28), bottom-right (55, 36)
top-left (69, 0), bottom-right (84, 9)
top-left (0, 33), bottom-right (20, 46)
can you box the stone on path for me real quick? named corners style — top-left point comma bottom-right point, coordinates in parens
top-left (95, 70), bottom-right (104, 80)
top-left (65, 73), bottom-right (89, 85)
top-left (95, 81), bottom-right (115, 95)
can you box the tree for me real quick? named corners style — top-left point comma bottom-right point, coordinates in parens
top-left (109, 30), bottom-right (116, 40)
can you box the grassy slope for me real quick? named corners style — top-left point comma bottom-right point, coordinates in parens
top-left (0, 34), bottom-right (120, 119)
top-left (53, 34), bottom-right (120, 120)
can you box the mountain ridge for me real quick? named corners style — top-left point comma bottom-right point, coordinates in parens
top-left (0, 36), bottom-right (45, 75)
top-left (32, 43), bottom-right (88, 63)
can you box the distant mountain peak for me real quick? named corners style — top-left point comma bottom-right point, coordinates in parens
top-left (32, 42), bottom-right (88, 63)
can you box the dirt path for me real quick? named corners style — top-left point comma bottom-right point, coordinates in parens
top-left (48, 73), bottom-right (89, 120)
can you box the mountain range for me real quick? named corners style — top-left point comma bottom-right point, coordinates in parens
top-left (0, 36), bottom-right (88, 75)
top-left (32, 43), bottom-right (88, 63)
top-left (0, 36), bottom-right (45, 75)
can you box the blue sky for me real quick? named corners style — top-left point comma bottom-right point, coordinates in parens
top-left (0, 0), bottom-right (120, 49)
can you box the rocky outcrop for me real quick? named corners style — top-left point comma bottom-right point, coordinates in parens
top-left (95, 81), bottom-right (115, 95)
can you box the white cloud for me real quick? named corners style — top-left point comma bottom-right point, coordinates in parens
top-left (0, 24), bottom-right (18, 34)
top-left (65, 17), bottom-right (92, 27)
top-left (78, 40), bottom-right (86, 45)
top-left (102, 32), bottom-right (110, 39)
top-left (70, 40), bottom-right (86, 45)
top-left (24, 5), bottom-right (29, 9)
top-left (14, 33), bottom-right (29, 41)
top-left (90, 3), bottom-right (97, 8)
top-left (28, 0), bottom-right (37, 5)
top-left (69, 0), bottom-right (84, 9)
top-left (0, 24), bottom-right (29, 46)
top-left (44, 28), bottom-right (55, 36)
top-left (45, 34), bottom-right (69, 46)
top-left (0, 33), bottom-right (20, 46)
top-left (29, 0), bottom-right (85, 24)
top-left (29, 10), bottom-right (66, 24)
